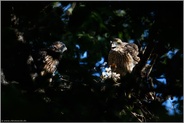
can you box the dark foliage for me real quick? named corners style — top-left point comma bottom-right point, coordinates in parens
top-left (1, 1), bottom-right (183, 122)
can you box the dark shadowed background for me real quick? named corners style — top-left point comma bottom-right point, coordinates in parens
top-left (1, 1), bottom-right (183, 122)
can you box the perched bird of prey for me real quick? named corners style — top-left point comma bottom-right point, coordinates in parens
top-left (27, 41), bottom-right (67, 84)
top-left (108, 38), bottom-right (140, 77)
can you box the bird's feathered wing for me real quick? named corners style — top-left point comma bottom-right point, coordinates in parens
top-left (27, 41), bottom-right (67, 83)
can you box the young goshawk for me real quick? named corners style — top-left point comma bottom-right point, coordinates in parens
top-left (108, 38), bottom-right (140, 77)
top-left (27, 41), bottom-right (67, 84)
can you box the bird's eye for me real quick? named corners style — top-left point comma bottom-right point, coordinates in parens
top-left (53, 46), bottom-right (57, 50)
top-left (117, 41), bottom-right (121, 44)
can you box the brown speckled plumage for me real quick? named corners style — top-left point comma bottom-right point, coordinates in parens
top-left (108, 38), bottom-right (140, 77)
top-left (27, 41), bottom-right (67, 83)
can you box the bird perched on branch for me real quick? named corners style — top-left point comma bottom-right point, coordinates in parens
top-left (27, 41), bottom-right (67, 85)
top-left (108, 38), bottom-right (140, 77)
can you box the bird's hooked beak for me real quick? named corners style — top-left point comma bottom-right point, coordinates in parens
top-left (61, 45), bottom-right (67, 53)
top-left (110, 41), bottom-right (117, 49)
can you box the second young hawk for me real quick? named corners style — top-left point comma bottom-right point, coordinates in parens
top-left (27, 41), bottom-right (67, 84)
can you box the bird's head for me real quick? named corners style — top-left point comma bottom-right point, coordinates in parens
top-left (49, 41), bottom-right (67, 54)
top-left (110, 38), bottom-right (127, 49)
top-left (47, 41), bottom-right (67, 59)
